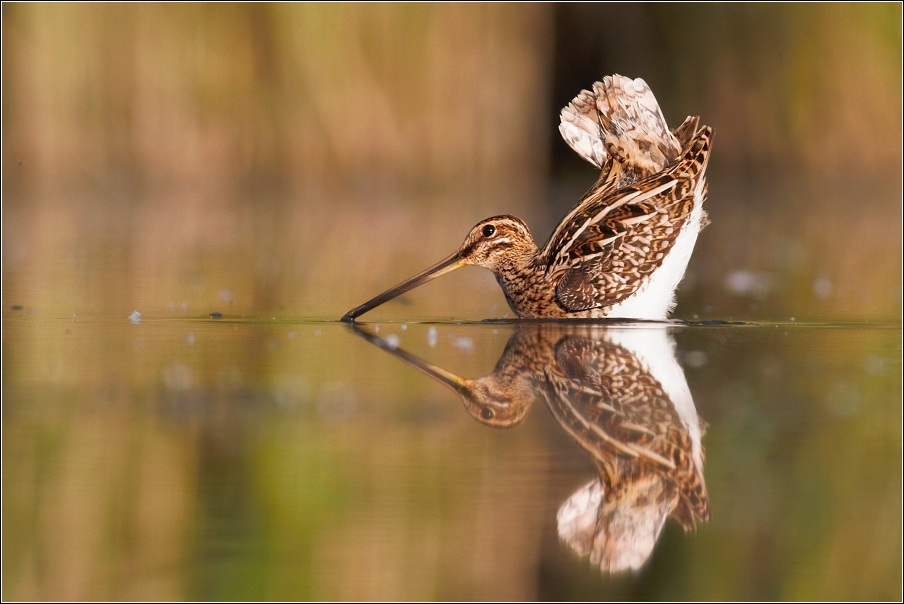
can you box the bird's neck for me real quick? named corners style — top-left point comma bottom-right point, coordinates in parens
top-left (490, 243), bottom-right (556, 318)
top-left (495, 240), bottom-right (541, 275)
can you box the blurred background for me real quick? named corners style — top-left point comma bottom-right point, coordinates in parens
top-left (2, 4), bottom-right (902, 601)
top-left (2, 3), bottom-right (901, 321)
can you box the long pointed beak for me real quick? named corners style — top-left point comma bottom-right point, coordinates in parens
top-left (341, 251), bottom-right (465, 322)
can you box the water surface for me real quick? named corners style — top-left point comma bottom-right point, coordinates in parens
top-left (3, 312), bottom-right (900, 600)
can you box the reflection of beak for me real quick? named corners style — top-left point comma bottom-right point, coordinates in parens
top-left (345, 323), bottom-right (466, 392)
top-left (345, 323), bottom-right (531, 429)
top-left (341, 251), bottom-right (464, 322)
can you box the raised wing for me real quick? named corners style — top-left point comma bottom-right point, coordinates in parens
top-left (549, 76), bottom-right (709, 313)
top-left (548, 126), bottom-right (713, 312)
top-left (559, 75), bottom-right (682, 177)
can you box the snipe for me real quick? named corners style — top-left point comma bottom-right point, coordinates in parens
top-left (342, 75), bottom-right (713, 321)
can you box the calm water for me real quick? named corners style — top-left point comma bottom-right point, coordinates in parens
top-left (4, 5), bottom-right (901, 600)
top-left (2, 312), bottom-right (900, 600)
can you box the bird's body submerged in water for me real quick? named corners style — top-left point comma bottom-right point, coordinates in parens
top-left (342, 75), bottom-right (713, 322)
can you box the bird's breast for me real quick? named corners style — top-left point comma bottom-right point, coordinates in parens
top-left (494, 267), bottom-right (567, 319)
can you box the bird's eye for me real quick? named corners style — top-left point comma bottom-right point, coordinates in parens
top-left (482, 224), bottom-right (496, 238)
top-left (480, 408), bottom-right (494, 420)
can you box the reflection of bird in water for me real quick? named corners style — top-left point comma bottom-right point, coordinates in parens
top-left (348, 323), bottom-right (710, 573)
top-left (343, 75), bottom-right (713, 321)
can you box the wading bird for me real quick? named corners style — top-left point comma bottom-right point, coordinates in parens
top-left (342, 75), bottom-right (712, 321)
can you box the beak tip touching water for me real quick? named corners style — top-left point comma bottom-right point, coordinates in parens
top-left (339, 252), bottom-right (464, 323)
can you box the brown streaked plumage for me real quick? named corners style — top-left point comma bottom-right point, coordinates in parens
top-left (348, 322), bottom-right (710, 572)
top-left (342, 75), bottom-right (713, 322)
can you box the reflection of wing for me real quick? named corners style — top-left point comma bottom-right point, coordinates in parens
top-left (546, 328), bottom-right (709, 573)
top-left (557, 476), bottom-right (676, 573)
top-left (545, 335), bottom-right (709, 525)
top-left (548, 128), bottom-right (713, 313)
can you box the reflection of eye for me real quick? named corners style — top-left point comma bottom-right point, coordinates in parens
top-left (482, 224), bottom-right (496, 238)
top-left (480, 407), bottom-right (494, 420)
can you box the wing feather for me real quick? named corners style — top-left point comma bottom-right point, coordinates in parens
top-left (559, 75), bottom-right (681, 174)
top-left (551, 127), bottom-right (713, 312)
top-left (550, 75), bottom-right (705, 273)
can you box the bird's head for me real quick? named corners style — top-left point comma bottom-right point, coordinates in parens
top-left (341, 215), bottom-right (536, 321)
top-left (456, 375), bottom-right (536, 429)
top-left (456, 215), bottom-right (537, 272)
